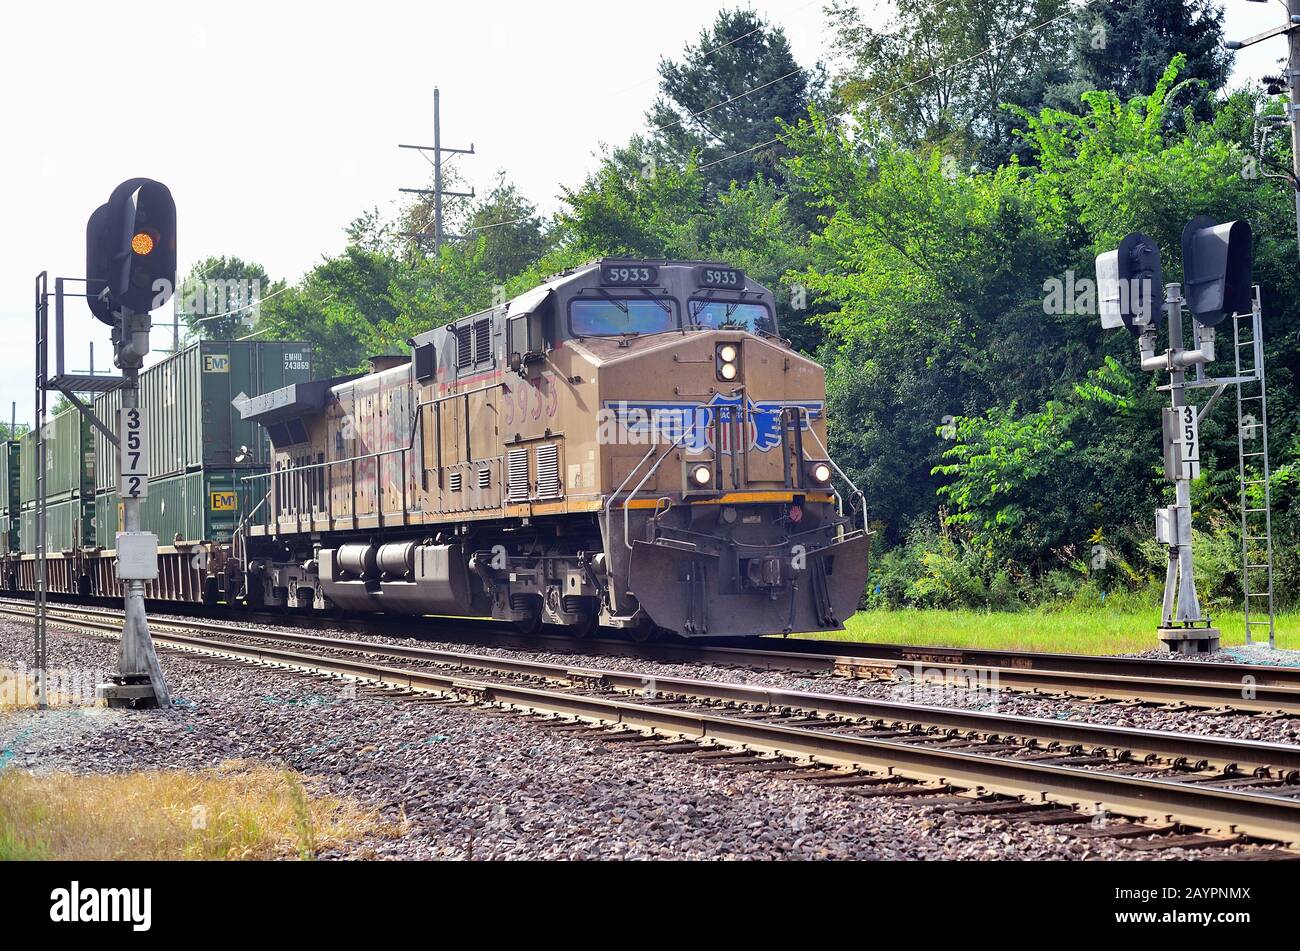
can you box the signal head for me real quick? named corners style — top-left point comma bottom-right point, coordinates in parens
top-left (1095, 232), bottom-right (1164, 337)
top-left (1181, 216), bottom-right (1252, 326)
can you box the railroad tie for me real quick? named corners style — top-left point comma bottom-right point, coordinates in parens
top-left (1118, 834), bottom-right (1245, 852)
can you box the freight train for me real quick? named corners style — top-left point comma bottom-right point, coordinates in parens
top-left (4, 260), bottom-right (870, 640)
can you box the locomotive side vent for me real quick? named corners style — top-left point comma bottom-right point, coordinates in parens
top-left (473, 319), bottom-right (491, 365)
top-left (449, 470), bottom-right (463, 492)
top-left (477, 466), bottom-right (491, 490)
top-left (455, 325), bottom-right (472, 369)
top-left (507, 448), bottom-right (529, 501)
top-left (535, 443), bottom-right (561, 499)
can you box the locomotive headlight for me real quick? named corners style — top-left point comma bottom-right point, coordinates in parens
top-left (809, 462), bottom-right (833, 485)
top-left (691, 464), bottom-right (712, 487)
top-left (715, 343), bottom-right (740, 382)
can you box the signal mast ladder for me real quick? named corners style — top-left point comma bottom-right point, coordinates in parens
top-left (1232, 287), bottom-right (1275, 648)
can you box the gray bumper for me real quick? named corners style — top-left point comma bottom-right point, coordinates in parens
top-left (627, 531), bottom-right (869, 638)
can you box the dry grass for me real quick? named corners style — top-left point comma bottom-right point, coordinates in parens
top-left (0, 761), bottom-right (404, 860)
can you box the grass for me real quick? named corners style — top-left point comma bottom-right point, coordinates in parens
top-left (800, 606), bottom-right (1300, 655)
top-left (0, 761), bottom-right (403, 860)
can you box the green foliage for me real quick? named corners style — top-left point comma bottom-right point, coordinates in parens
top-left (826, 0), bottom-right (1074, 167)
top-left (180, 256), bottom-right (277, 342)
top-left (648, 8), bottom-right (825, 193)
top-left (1053, 0), bottom-right (1229, 119)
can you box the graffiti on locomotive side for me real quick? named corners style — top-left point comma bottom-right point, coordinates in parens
top-left (597, 394), bottom-right (824, 454)
top-left (502, 374), bottom-right (559, 427)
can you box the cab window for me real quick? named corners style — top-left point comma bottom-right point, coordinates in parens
top-left (688, 299), bottom-right (776, 335)
top-left (569, 299), bottom-right (676, 337)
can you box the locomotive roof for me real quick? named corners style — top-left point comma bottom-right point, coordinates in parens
top-left (409, 258), bottom-right (772, 349)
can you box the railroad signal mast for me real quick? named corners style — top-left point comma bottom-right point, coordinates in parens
top-left (34, 177), bottom-right (177, 708)
top-left (1096, 218), bottom-right (1272, 653)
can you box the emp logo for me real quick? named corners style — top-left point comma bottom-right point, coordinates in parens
top-left (202, 355), bottom-right (230, 373)
top-left (49, 882), bottom-right (152, 932)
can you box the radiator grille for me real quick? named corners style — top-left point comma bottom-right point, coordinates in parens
top-left (506, 448), bottom-right (529, 501)
top-left (448, 470), bottom-right (463, 492)
top-left (535, 443), bottom-right (561, 499)
top-left (477, 466), bottom-right (491, 490)
top-left (455, 326), bottom-right (472, 369)
top-left (473, 319), bottom-right (491, 364)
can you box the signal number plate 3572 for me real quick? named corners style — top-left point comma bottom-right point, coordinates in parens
top-left (120, 407), bottom-right (149, 498)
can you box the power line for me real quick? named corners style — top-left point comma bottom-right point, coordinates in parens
top-left (698, 0), bottom-right (1102, 172)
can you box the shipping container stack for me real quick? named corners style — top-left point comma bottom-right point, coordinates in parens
top-left (0, 440), bottom-right (20, 557)
top-left (19, 407), bottom-right (94, 554)
top-left (92, 340), bottom-right (313, 549)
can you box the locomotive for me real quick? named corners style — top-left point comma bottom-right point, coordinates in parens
top-left (238, 259), bottom-right (869, 639)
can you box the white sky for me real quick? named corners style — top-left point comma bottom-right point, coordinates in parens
top-left (0, 0), bottom-right (1288, 426)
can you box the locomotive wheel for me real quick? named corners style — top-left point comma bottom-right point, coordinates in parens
top-left (244, 574), bottom-right (266, 610)
top-left (568, 610), bottom-right (599, 640)
top-left (513, 595), bottom-right (544, 636)
top-left (627, 621), bottom-right (663, 644)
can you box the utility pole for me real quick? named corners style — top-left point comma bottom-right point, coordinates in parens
top-left (1290, 0), bottom-right (1300, 256)
top-left (399, 86), bottom-right (476, 253)
top-left (1227, 2), bottom-right (1300, 257)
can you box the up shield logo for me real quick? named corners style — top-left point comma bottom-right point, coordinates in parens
top-left (49, 882), bottom-right (152, 932)
top-left (600, 394), bottom-right (823, 454)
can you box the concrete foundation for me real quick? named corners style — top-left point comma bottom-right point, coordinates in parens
top-left (1157, 626), bottom-right (1221, 655)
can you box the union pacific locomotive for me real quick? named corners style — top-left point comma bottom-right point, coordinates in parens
top-left (238, 259), bottom-right (869, 638)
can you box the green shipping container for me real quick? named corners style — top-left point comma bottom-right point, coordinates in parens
top-left (0, 442), bottom-right (18, 554)
top-left (20, 407), bottom-right (94, 506)
top-left (94, 341), bottom-right (312, 492)
top-left (94, 468), bottom-right (267, 548)
top-left (20, 497), bottom-right (92, 554)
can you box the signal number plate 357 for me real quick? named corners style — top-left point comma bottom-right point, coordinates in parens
top-left (119, 407), bottom-right (149, 498)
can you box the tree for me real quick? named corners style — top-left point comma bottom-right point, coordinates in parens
top-left (826, 0), bottom-right (1074, 167)
top-left (1049, 0), bottom-right (1231, 116)
top-left (178, 256), bottom-right (277, 342)
top-left (647, 8), bottom-right (824, 193)
top-left (463, 180), bottom-right (552, 282)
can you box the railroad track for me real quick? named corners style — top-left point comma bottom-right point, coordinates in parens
top-left (9, 600), bottom-right (1300, 854)
top-left (5, 594), bottom-right (1297, 714)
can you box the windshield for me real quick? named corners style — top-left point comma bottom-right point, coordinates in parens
top-left (688, 299), bottom-right (776, 335)
top-left (570, 299), bottom-right (676, 337)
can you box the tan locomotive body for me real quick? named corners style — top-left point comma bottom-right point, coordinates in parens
top-left (239, 259), bottom-right (869, 638)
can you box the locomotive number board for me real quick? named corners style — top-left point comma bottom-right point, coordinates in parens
top-left (600, 263), bottom-right (658, 286)
top-left (697, 265), bottom-right (744, 288)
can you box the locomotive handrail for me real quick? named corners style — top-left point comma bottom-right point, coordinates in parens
top-left (603, 431), bottom-right (694, 551)
top-left (231, 490), bottom-right (271, 565)
top-left (787, 404), bottom-right (869, 540)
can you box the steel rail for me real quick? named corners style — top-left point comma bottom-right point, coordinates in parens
top-left (23, 603), bottom-right (1300, 775)
top-left (3, 594), bottom-right (1298, 712)
top-left (15, 601), bottom-right (1300, 843)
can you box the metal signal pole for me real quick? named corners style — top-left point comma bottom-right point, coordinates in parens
top-left (399, 87), bottom-right (475, 252)
top-left (114, 335), bottom-right (170, 709)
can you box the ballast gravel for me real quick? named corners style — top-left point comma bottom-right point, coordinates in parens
top-left (185, 614), bottom-right (1300, 747)
top-left (0, 618), bottom-right (1292, 861)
